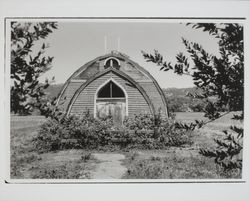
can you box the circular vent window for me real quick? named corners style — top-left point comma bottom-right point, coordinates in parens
top-left (104, 58), bottom-right (120, 69)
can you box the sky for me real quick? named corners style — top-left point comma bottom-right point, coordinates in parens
top-left (36, 20), bottom-right (220, 88)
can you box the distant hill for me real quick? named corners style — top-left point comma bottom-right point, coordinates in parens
top-left (162, 87), bottom-right (206, 112)
top-left (162, 87), bottom-right (199, 98)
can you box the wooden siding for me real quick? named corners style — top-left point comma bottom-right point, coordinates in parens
top-left (69, 72), bottom-right (151, 116)
top-left (56, 52), bottom-right (168, 117)
top-left (57, 82), bottom-right (83, 112)
top-left (120, 62), bottom-right (150, 81)
top-left (75, 62), bottom-right (99, 79)
top-left (74, 58), bottom-right (150, 82)
top-left (139, 82), bottom-right (167, 115)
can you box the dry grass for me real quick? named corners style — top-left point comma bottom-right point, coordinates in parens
top-left (122, 148), bottom-right (241, 179)
top-left (10, 112), bottom-right (243, 179)
top-left (10, 116), bottom-right (95, 179)
top-left (175, 112), bottom-right (242, 129)
top-left (122, 112), bottom-right (243, 179)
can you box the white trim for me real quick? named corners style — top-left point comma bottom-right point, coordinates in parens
top-left (104, 57), bottom-right (121, 67)
top-left (96, 98), bottom-right (126, 101)
top-left (93, 78), bottom-right (128, 118)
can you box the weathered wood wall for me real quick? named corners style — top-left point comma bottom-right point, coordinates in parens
top-left (57, 52), bottom-right (168, 117)
top-left (57, 81), bottom-right (83, 113)
top-left (69, 72), bottom-right (151, 116)
top-left (139, 82), bottom-right (166, 114)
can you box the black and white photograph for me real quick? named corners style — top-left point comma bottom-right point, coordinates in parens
top-left (1, 1), bottom-right (250, 201)
top-left (8, 19), bottom-right (244, 180)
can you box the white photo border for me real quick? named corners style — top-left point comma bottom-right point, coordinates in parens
top-left (0, 0), bottom-right (250, 201)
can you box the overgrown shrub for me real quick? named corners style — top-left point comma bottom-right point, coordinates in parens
top-left (123, 114), bottom-right (155, 130)
top-left (34, 113), bottom-right (193, 152)
top-left (33, 114), bottom-right (113, 152)
top-left (124, 114), bottom-right (193, 148)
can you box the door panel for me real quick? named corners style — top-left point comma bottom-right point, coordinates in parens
top-left (96, 101), bottom-right (126, 125)
top-left (96, 102), bottom-right (109, 119)
top-left (113, 102), bottom-right (125, 126)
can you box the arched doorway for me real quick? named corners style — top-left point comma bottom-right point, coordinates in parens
top-left (95, 79), bottom-right (127, 125)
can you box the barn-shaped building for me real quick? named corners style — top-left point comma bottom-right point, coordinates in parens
top-left (56, 51), bottom-right (168, 124)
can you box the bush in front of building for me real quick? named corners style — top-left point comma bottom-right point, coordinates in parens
top-left (33, 113), bottom-right (193, 152)
top-left (123, 113), bottom-right (193, 148)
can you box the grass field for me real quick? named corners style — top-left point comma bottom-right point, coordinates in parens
top-left (10, 112), bottom-right (243, 179)
top-left (121, 112), bottom-right (242, 179)
top-left (11, 115), bottom-right (95, 179)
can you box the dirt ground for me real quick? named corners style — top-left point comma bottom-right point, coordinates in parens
top-left (91, 153), bottom-right (127, 179)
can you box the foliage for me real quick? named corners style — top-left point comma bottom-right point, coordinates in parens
top-left (11, 22), bottom-right (58, 115)
top-left (34, 113), bottom-right (193, 152)
top-left (165, 95), bottom-right (207, 112)
top-left (167, 96), bottom-right (190, 112)
top-left (38, 96), bottom-right (65, 122)
top-left (124, 114), bottom-right (193, 149)
top-left (34, 114), bottom-right (116, 152)
top-left (123, 114), bottom-right (155, 130)
top-left (143, 24), bottom-right (243, 114)
top-left (142, 23), bottom-right (244, 171)
top-left (199, 125), bottom-right (243, 170)
top-left (163, 87), bottom-right (209, 112)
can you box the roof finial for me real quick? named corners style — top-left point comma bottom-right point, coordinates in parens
top-left (104, 35), bottom-right (107, 54)
top-left (117, 37), bottom-right (120, 52)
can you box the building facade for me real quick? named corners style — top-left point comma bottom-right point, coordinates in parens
top-left (56, 51), bottom-right (168, 124)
